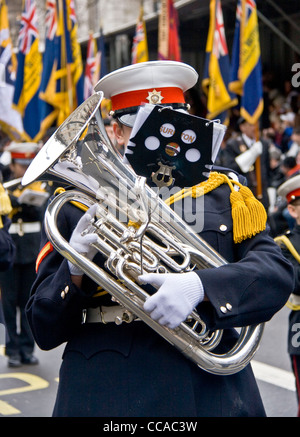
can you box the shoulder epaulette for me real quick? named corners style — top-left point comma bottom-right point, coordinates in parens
top-left (54, 187), bottom-right (88, 213)
top-left (274, 234), bottom-right (300, 311)
top-left (274, 234), bottom-right (300, 264)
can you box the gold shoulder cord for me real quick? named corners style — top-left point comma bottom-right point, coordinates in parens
top-left (165, 172), bottom-right (267, 244)
top-left (274, 235), bottom-right (300, 264)
top-left (54, 187), bottom-right (89, 213)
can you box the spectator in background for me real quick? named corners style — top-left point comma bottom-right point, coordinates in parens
top-left (269, 148), bottom-right (284, 187)
top-left (287, 126), bottom-right (300, 158)
top-left (280, 112), bottom-right (295, 153)
top-left (222, 117), bottom-right (271, 210)
top-left (263, 115), bottom-right (283, 150)
top-left (281, 156), bottom-right (300, 179)
top-left (268, 148), bottom-right (285, 215)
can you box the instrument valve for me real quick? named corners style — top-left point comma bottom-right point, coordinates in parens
top-left (115, 310), bottom-right (135, 325)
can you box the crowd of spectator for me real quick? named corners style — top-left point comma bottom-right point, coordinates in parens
top-left (213, 73), bottom-right (300, 238)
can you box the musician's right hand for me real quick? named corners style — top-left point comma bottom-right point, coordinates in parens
top-left (139, 271), bottom-right (204, 329)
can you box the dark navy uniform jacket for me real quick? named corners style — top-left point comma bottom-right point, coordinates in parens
top-left (0, 215), bottom-right (16, 326)
top-left (276, 225), bottom-right (300, 356)
top-left (7, 182), bottom-right (46, 264)
top-left (0, 215), bottom-right (15, 271)
top-left (26, 177), bottom-right (294, 417)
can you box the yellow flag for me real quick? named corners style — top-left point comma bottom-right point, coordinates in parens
top-left (202, 0), bottom-right (238, 123)
top-left (131, 6), bottom-right (148, 64)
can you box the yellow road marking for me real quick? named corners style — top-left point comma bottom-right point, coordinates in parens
top-left (0, 400), bottom-right (21, 415)
top-left (0, 373), bottom-right (49, 396)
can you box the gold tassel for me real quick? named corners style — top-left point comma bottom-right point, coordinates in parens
top-left (0, 184), bottom-right (12, 217)
top-left (239, 185), bottom-right (267, 235)
top-left (229, 190), bottom-right (253, 243)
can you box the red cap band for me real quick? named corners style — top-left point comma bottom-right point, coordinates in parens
top-left (110, 87), bottom-right (185, 111)
top-left (11, 152), bottom-right (36, 160)
top-left (287, 188), bottom-right (300, 203)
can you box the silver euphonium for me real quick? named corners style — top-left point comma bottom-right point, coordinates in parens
top-left (22, 92), bottom-right (264, 375)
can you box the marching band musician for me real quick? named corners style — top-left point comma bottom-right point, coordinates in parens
top-left (26, 61), bottom-right (294, 417)
top-left (275, 174), bottom-right (300, 416)
top-left (0, 142), bottom-right (49, 367)
top-left (0, 179), bottom-right (16, 338)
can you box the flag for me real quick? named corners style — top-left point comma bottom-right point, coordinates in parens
top-left (202, 0), bottom-right (238, 124)
top-left (68, 0), bottom-right (84, 106)
top-left (84, 32), bottom-right (100, 100)
top-left (39, 0), bottom-right (84, 127)
top-left (39, 0), bottom-right (59, 136)
top-left (97, 26), bottom-right (107, 79)
top-left (158, 0), bottom-right (181, 61)
top-left (97, 27), bottom-right (111, 119)
top-left (229, 0), bottom-right (263, 124)
top-left (13, 0), bottom-right (43, 142)
top-left (0, 0), bottom-right (23, 140)
top-left (131, 5), bottom-right (148, 64)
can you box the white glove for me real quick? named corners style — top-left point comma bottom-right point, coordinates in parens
top-left (235, 141), bottom-right (263, 173)
top-left (68, 204), bottom-right (99, 276)
top-left (139, 272), bottom-right (204, 329)
top-left (0, 151), bottom-right (11, 166)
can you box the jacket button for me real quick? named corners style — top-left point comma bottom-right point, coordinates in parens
top-left (61, 291), bottom-right (65, 299)
top-left (226, 303), bottom-right (232, 311)
top-left (220, 306), bottom-right (227, 314)
top-left (64, 285), bottom-right (69, 294)
top-left (219, 224), bottom-right (227, 231)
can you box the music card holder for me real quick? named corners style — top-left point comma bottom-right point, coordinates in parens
top-left (125, 105), bottom-right (214, 188)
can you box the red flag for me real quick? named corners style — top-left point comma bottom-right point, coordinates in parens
top-left (158, 0), bottom-right (181, 61)
top-left (84, 33), bottom-right (100, 100)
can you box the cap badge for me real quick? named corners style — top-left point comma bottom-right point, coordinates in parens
top-left (146, 89), bottom-right (164, 105)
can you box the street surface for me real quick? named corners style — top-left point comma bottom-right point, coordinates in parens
top-left (0, 305), bottom-right (297, 418)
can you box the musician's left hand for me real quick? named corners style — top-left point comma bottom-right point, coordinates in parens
top-left (138, 272), bottom-right (204, 329)
top-left (68, 204), bottom-right (99, 276)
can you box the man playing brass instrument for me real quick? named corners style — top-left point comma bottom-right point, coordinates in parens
top-left (26, 61), bottom-right (293, 417)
